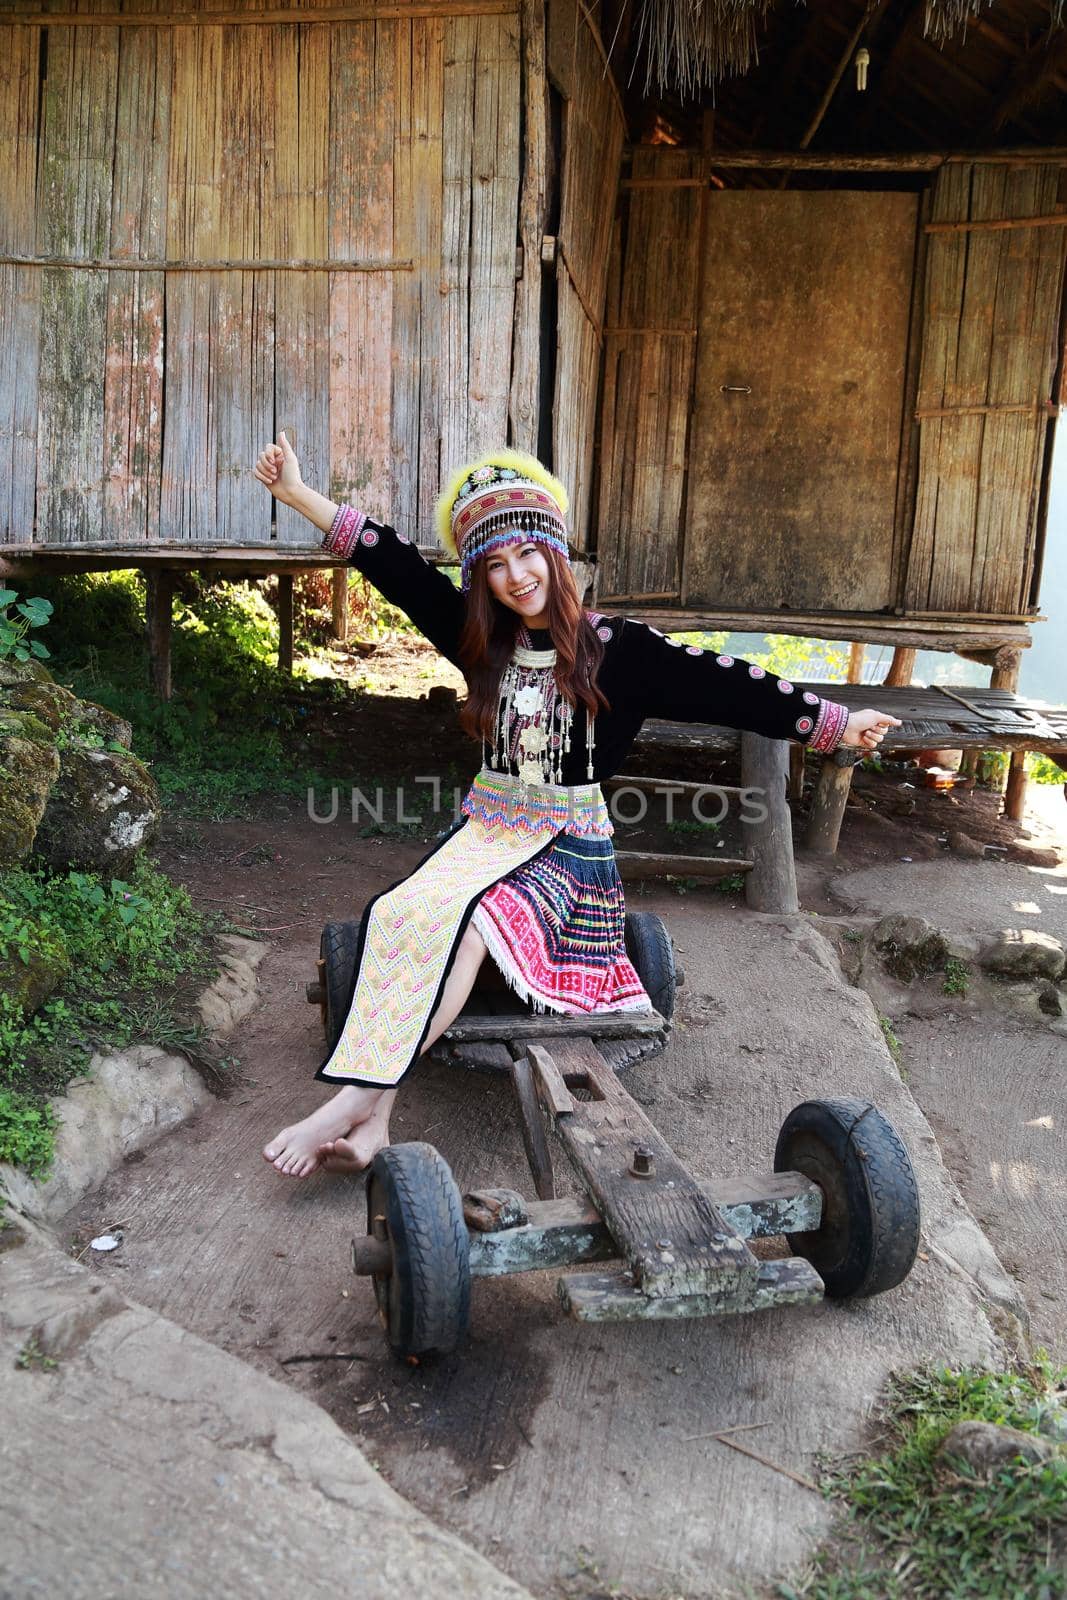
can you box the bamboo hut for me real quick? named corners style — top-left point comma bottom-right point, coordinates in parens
top-left (0, 0), bottom-right (1064, 694)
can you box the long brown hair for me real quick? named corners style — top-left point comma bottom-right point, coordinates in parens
top-left (458, 544), bottom-right (610, 745)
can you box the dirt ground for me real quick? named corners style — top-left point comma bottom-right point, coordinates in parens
top-left (55, 645), bottom-right (1067, 1596)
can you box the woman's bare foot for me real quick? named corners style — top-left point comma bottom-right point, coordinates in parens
top-left (317, 1122), bottom-right (391, 1173)
top-left (263, 1086), bottom-right (382, 1178)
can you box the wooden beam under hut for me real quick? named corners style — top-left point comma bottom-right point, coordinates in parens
top-left (144, 570), bottom-right (174, 702)
top-left (277, 575), bottom-right (294, 674)
top-left (331, 568), bottom-right (349, 644)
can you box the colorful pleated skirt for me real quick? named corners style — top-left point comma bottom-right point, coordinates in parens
top-left (316, 769), bottom-right (651, 1088)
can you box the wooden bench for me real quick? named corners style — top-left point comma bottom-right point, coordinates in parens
top-left (631, 684), bottom-right (1067, 907)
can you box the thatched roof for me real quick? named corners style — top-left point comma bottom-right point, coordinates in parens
top-left (601, 0), bottom-right (1066, 151)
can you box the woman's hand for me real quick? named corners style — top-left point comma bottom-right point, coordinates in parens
top-left (253, 431), bottom-right (303, 504)
top-left (840, 708), bottom-right (903, 752)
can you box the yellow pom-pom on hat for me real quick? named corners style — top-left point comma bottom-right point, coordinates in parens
top-left (434, 448), bottom-right (572, 591)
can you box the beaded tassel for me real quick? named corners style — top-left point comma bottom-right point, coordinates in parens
top-left (487, 640), bottom-right (595, 786)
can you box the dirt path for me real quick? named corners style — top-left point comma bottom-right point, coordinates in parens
top-left (59, 799), bottom-right (1017, 1600)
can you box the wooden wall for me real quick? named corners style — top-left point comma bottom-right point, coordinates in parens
top-left (906, 162), bottom-right (1066, 617)
top-left (546, 0), bottom-right (625, 551)
top-left (0, 1), bottom-right (523, 549)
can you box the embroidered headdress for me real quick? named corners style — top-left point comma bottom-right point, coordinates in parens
top-left (434, 448), bottom-right (570, 592)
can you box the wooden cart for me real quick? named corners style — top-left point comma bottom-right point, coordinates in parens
top-left (309, 911), bottom-right (921, 1359)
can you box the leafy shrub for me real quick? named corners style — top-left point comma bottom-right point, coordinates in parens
top-left (0, 1090), bottom-right (55, 1177)
top-left (0, 588), bottom-right (52, 663)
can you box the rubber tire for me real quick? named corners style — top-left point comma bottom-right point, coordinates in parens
top-left (774, 1098), bottom-right (921, 1299)
top-left (624, 911), bottom-right (677, 1021)
top-left (367, 1142), bottom-right (471, 1359)
top-left (321, 919), bottom-right (363, 1053)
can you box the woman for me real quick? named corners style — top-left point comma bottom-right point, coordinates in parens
top-left (254, 434), bottom-right (900, 1178)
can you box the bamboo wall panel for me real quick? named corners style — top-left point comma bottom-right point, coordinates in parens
top-left (328, 19), bottom-right (398, 522)
top-left (683, 190), bottom-right (916, 613)
top-left (103, 26), bottom-right (171, 543)
top-left (596, 146), bottom-right (701, 599)
top-left (906, 163), bottom-right (1066, 616)
top-left (37, 26), bottom-right (119, 543)
top-left (2, 1), bottom-right (522, 550)
top-left (548, 0), bottom-right (624, 550)
top-left (0, 28), bottom-right (42, 544)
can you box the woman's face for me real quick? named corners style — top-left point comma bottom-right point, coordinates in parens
top-left (484, 539), bottom-right (551, 628)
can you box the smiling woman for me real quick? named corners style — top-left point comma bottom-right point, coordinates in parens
top-left (251, 437), bottom-right (901, 1179)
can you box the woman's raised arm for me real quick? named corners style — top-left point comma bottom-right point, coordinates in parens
top-left (617, 618), bottom-right (900, 754)
top-left (253, 433), bottom-right (466, 668)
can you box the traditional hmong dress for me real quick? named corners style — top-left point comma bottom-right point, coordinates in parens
top-left (314, 509), bottom-right (849, 1089)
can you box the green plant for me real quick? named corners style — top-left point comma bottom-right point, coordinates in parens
top-left (943, 957), bottom-right (971, 997)
top-left (778, 1360), bottom-right (1067, 1600)
top-left (666, 817), bottom-right (721, 837)
top-left (0, 1090), bottom-right (55, 1177)
top-left (0, 588), bottom-right (52, 663)
top-left (878, 1015), bottom-right (905, 1075)
top-left (716, 872), bottom-right (747, 894)
top-left (15, 1335), bottom-right (58, 1372)
top-left (1029, 753), bottom-right (1067, 785)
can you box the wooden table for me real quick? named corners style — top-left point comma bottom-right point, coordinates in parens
top-left (634, 684), bottom-right (1067, 883)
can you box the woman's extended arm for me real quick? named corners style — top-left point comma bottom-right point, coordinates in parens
top-left (617, 619), bottom-right (901, 753)
top-left (253, 433), bottom-right (466, 668)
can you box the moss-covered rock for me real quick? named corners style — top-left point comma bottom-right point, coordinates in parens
top-left (0, 658), bottom-right (50, 690)
top-left (4, 679), bottom-right (78, 733)
top-left (74, 699), bottom-right (133, 750)
top-left (0, 723), bottom-right (62, 868)
top-left (35, 746), bottom-right (161, 876)
top-left (0, 919), bottom-right (69, 1016)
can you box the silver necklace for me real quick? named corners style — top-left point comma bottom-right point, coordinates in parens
top-left (483, 636), bottom-right (596, 785)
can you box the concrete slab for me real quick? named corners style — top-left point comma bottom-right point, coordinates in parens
top-left (0, 1217), bottom-right (533, 1600)
top-left (53, 840), bottom-right (1018, 1600)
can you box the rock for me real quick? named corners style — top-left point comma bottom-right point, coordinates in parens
top-left (936, 1420), bottom-right (1055, 1477)
top-left (0, 917), bottom-right (69, 1016)
top-left (75, 699), bottom-right (133, 750)
top-left (978, 929), bottom-right (1066, 983)
top-left (1037, 981), bottom-right (1063, 1018)
top-left (196, 935), bottom-right (269, 1036)
top-left (871, 913), bottom-right (949, 982)
top-left (0, 1044), bottom-right (212, 1224)
top-left (0, 657), bottom-right (50, 690)
top-left (945, 829), bottom-right (985, 860)
top-left (0, 716), bottom-right (62, 867)
top-left (34, 746), bottom-right (161, 877)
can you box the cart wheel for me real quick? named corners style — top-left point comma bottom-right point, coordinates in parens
top-left (624, 911), bottom-right (677, 1021)
top-left (774, 1099), bottom-right (920, 1299)
top-left (321, 919), bottom-right (362, 1052)
top-left (366, 1142), bottom-right (471, 1358)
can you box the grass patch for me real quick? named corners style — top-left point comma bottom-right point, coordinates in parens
top-left (942, 957), bottom-right (971, 997)
top-left (26, 569), bottom-right (423, 820)
top-left (878, 1015), bottom-right (905, 1079)
top-left (0, 854), bottom-right (224, 1179)
top-left (778, 1361), bottom-right (1067, 1600)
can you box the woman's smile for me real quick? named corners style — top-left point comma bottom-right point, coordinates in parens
top-left (486, 541), bottom-right (552, 627)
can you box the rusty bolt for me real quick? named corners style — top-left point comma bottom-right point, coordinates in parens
top-left (629, 1145), bottom-right (655, 1179)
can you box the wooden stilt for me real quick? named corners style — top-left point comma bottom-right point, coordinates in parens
top-left (805, 752), bottom-right (859, 856)
top-left (847, 641), bottom-right (865, 684)
top-left (741, 733), bottom-right (798, 913)
top-left (1004, 750), bottom-right (1028, 821)
top-left (329, 563), bottom-right (350, 636)
top-left (960, 750), bottom-right (980, 778)
top-left (788, 742), bottom-right (805, 802)
top-left (277, 574), bottom-right (294, 672)
top-left (144, 569), bottom-right (174, 700)
top-left (990, 648), bottom-right (1022, 795)
top-left (331, 567), bottom-right (349, 643)
top-left (883, 646), bottom-right (916, 687)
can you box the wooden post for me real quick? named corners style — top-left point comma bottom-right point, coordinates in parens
top-left (804, 750), bottom-right (860, 856)
top-left (990, 647), bottom-right (1024, 808)
top-left (741, 734), bottom-right (799, 913)
top-left (508, 0), bottom-right (548, 451)
top-left (144, 569), bottom-right (174, 700)
top-left (884, 646), bottom-right (916, 687)
top-left (1004, 752), bottom-right (1029, 821)
top-left (788, 742), bottom-right (805, 802)
top-left (277, 574), bottom-right (294, 672)
top-left (331, 567), bottom-right (349, 642)
top-left (847, 641), bottom-right (865, 683)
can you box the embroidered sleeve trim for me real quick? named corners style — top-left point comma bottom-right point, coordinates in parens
top-left (808, 697), bottom-right (850, 754)
top-left (322, 505), bottom-right (367, 559)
